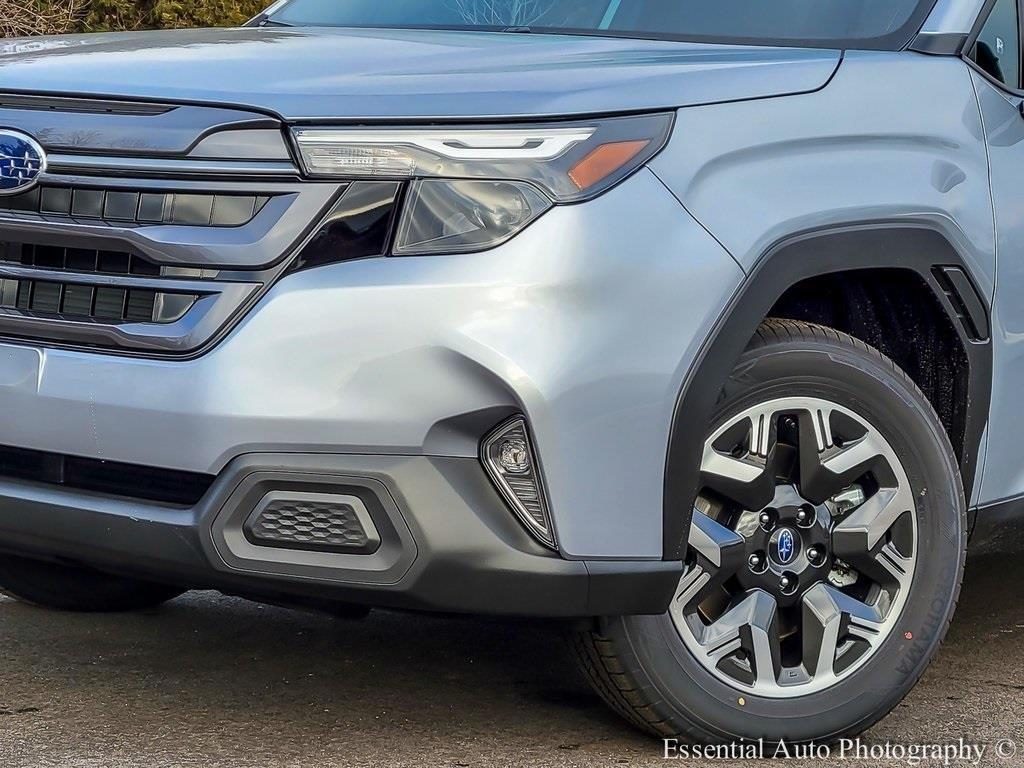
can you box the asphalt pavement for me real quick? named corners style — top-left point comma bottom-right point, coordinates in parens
top-left (0, 554), bottom-right (1021, 767)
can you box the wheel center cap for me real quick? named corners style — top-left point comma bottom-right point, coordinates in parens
top-left (769, 527), bottom-right (801, 566)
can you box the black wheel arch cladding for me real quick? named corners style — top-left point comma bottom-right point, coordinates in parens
top-left (663, 221), bottom-right (991, 560)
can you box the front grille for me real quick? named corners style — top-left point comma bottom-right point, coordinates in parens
top-left (0, 242), bottom-right (198, 323)
top-left (0, 185), bottom-right (270, 227)
top-left (0, 443), bottom-right (214, 506)
top-left (0, 278), bottom-right (195, 324)
top-left (0, 102), bottom-right (320, 355)
top-left (3, 241), bottom-right (163, 275)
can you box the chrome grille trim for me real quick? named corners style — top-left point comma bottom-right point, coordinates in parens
top-left (0, 263), bottom-right (218, 293)
top-left (0, 180), bottom-right (341, 272)
top-left (0, 281), bottom-right (259, 353)
top-left (45, 155), bottom-right (299, 179)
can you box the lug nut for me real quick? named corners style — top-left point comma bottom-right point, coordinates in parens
top-left (748, 553), bottom-right (764, 571)
top-left (759, 510), bottom-right (775, 529)
top-left (779, 573), bottom-right (798, 594)
top-left (797, 505), bottom-right (818, 528)
top-left (808, 546), bottom-right (825, 565)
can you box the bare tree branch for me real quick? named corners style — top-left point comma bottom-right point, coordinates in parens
top-left (446, 0), bottom-right (557, 27)
top-left (0, 1), bottom-right (86, 38)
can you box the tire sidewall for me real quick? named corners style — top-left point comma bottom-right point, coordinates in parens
top-left (617, 333), bottom-right (965, 743)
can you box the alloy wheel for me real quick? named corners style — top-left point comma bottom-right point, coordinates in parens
top-left (671, 396), bottom-right (917, 698)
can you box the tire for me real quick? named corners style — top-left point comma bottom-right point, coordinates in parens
top-left (572, 319), bottom-right (966, 744)
top-left (0, 554), bottom-right (184, 612)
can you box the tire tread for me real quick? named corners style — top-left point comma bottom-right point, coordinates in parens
top-left (570, 318), bottom-right (967, 743)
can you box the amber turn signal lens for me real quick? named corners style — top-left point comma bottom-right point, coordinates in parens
top-left (568, 140), bottom-right (651, 191)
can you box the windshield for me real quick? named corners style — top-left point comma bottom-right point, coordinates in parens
top-left (267, 0), bottom-right (937, 50)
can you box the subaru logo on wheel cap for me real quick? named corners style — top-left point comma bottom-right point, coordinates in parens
top-left (776, 529), bottom-right (796, 565)
top-left (0, 130), bottom-right (46, 196)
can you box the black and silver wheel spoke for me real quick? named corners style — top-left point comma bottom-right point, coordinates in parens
top-left (672, 507), bottom-right (746, 609)
top-left (699, 405), bottom-right (780, 511)
top-left (698, 590), bottom-right (782, 687)
top-left (832, 486), bottom-right (915, 588)
top-left (798, 413), bottom-right (887, 505)
top-left (802, 583), bottom-right (884, 678)
top-left (674, 396), bottom-right (917, 698)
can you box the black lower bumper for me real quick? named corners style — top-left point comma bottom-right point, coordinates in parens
top-left (0, 453), bottom-right (680, 618)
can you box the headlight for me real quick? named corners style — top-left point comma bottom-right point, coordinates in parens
top-left (394, 179), bottom-right (551, 255)
top-left (293, 113), bottom-right (674, 255)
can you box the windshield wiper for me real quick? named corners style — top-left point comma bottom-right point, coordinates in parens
top-left (248, 13), bottom-right (292, 27)
top-left (501, 26), bottom-right (533, 33)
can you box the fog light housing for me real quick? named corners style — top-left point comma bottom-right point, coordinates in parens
top-left (481, 417), bottom-right (556, 549)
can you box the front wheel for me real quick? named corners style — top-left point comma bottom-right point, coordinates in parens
top-left (573, 319), bottom-right (966, 744)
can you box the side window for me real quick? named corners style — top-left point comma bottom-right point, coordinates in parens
top-left (970, 0), bottom-right (1021, 89)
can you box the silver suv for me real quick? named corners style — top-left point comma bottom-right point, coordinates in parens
top-left (0, 0), bottom-right (1016, 745)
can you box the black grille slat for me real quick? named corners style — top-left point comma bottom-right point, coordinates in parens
top-left (72, 189), bottom-right (105, 218)
top-left (104, 191), bottom-right (141, 221)
top-left (0, 185), bottom-right (269, 228)
top-left (16, 281), bottom-right (31, 309)
top-left (0, 278), bottom-right (193, 324)
top-left (40, 187), bottom-right (72, 215)
top-left (0, 443), bottom-right (213, 507)
top-left (93, 287), bottom-right (127, 319)
top-left (34, 245), bottom-right (66, 270)
top-left (9, 188), bottom-right (40, 212)
top-left (0, 242), bottom-right (204, 323)
top-left (125, 290), bottom-right (157, 322)
top-left (61, 284), bottom-right (95, 316)
top-left (30, 282), bottom-right (63, 314)
top-left (0, 279), bottom-right (17, 308)
top-left (97, 251), bottom-right (130, 274)
top-left (6, 243), bottom-right (162, 278)
top-left (0, 243), bottom-right (199, 325)
top-left (65, 248), bottom-right (98, 272)
top-left (129, 255), bottom-right (161, 276)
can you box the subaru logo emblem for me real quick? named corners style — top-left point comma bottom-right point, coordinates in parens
top-left (0, 130), bottom-right (46, 196)
top-left (776, 529), bottom-right (796, 565)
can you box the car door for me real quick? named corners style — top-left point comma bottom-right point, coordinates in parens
top-left (968, 0), bottom-right (1024, 507)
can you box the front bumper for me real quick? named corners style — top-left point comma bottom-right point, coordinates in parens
top-left (0, 169), bottom-right (744, 615)
top-left (0, 452), bottom-right (681, 617)
top-left (0, 170), bottom-right (744, 562)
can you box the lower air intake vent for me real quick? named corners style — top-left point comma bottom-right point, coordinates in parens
top-left (243, 492), bottom-right (382, 554)
top-left (0, 444), bottom-right (213, 506)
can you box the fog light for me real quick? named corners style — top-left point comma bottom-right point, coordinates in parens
top-left (498, 438), bottom-right (531, 474)
top-left (481, 417), bottom-right (556, 549)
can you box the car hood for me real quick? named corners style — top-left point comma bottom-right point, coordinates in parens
top-left (0, 27), bottom-right (840, 121)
